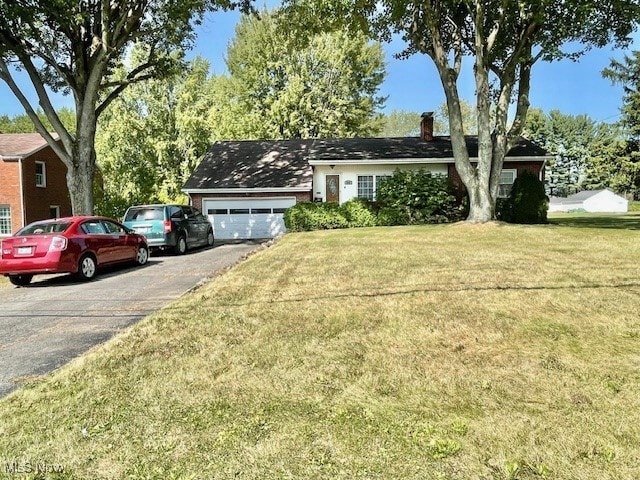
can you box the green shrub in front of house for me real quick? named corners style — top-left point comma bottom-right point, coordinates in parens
top-left (284, 171), bottom-right (461, 232)
top-left (340, 198), bottom-right (377, 227)
top-left (498, 170), bottom-right (548, 224)
top-left (375, 169), bottom-right (461, 225)
top-left (284, 199), bottom-right (377, 231)
top-left (284, 202), bottom-right (346, 231)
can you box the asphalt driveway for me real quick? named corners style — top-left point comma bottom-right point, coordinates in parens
top-left (0, 241), bottom-right (260, 398)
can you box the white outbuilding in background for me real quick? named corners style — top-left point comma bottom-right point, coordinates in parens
top-left (549, 189), bottom-right (629, 213)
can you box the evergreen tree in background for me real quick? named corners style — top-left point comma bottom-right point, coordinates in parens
top-left (600, 50), bottom-right (640, 199)
top-left (524, 108), bottom-right (613, 197)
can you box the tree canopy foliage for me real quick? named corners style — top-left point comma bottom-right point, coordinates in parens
top-left (524, 106), bottom-right (639, 200)
top-left (0, 0), bottom-right (252, 214)
top-left (379, 100), bottom-right (477, 137)
top-left (94, 56), bottom-right (215, 217)
top-left (604, 50), bottom-right (640, 141)
top-left (283, 0), bottom-right (640, 222)
top-left (598, 50), bottom-right (640, 198)
top-left (524, 108), bottom-right (600, 196)
top-left (211, 9), bottom-right (386, 140)
top-left (0, 108), bottom-right (75, 134)
top-left (378, 110), bottom-right (422, 138)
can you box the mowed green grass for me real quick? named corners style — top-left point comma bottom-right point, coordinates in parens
top-left (0, 218), bottom-right (639, 479)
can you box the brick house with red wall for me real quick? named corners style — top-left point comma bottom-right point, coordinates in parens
top-left (0, 133), bottom-right (72, 236)
top-left (183, 114), bottom-right (549, 240)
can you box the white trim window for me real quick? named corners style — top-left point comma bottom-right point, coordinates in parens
top-left (357, 175), bottom-right (374, 200)
top-left (35, 161), bottom-right (47, 188)
top-left (0, 206), bottom-right (11, 235)
top-left (357, 174), bottom-right (391, 201)
top-left (50, 205), bottom-right (60, 218)
top-left (498, 169), bottom-right (517, 198)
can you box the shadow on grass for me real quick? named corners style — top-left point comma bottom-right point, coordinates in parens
top-left (188, 280), bottom-right (640, 310)
top-left (549, 212), bottom-right (640, 230)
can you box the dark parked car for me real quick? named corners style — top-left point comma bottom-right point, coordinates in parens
top-left (0, 216), bottom-right (149, 286)
top-left (122, 204), bottom-right (214, 255)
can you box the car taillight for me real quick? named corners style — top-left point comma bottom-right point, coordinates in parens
top-left (164, 220), bottom-right (172, 233)
top-left (49, 236), bottom-right (68, 252)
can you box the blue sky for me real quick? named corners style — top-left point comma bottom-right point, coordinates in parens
top-left (1, 7), bottom-right (638, 124)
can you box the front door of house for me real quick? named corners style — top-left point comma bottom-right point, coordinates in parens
top-left (326, 175), bottom-right (340, 203)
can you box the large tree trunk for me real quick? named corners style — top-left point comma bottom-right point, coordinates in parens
top-left (466, 176), bottom-right (495, 223)
top-left (67, 149), bottom-right (96, 215)
top-left (67, 106), bottom-right (99, 215)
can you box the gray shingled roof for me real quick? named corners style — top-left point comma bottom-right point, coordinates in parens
top-left (566, 189), bottom-right (608, 201)
top-left (184, 139), bottom-right (315, 190)
top-left (184, 136), bottom-right (548, 190)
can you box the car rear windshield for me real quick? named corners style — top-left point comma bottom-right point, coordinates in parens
top-left (18, 221), bottom-right (72, 235)
top-left (124, 207), bottom-right (164, 222)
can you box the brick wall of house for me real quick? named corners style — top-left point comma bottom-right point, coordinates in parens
top-left (189, 191), bottom-right (313, 212)
top-left (0, 159), bottom-right (23, 233)
top-left (22, 147), bottom-right (72, 225)
top-left (447, 161), bottom-right (545, 202)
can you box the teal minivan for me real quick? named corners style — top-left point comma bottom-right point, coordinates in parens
top-left (123, 204), bottom-right (214, 255)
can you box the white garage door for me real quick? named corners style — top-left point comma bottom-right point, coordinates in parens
top-left (203, 197), bottom-right (297, 240)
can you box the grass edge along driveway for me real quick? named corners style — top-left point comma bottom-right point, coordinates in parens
top-left (0, 216), bottom-right (639, 479)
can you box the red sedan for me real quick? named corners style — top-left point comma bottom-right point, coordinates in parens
top-left (0, 216), bottom-right (149, 286)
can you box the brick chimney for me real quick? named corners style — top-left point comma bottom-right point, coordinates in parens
top-left (420, 112), bottom-right (434, 141)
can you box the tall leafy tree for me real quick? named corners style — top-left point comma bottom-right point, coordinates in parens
top-left (214, 9), bottom-right (386, 139)
top-left (0, 0), bottom-right (252, 215)
top-left (284, 0), bottom-right (640, 222)
top-left (95, 56), bottom-right (215, 216)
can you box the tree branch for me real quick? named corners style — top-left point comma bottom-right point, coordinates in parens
top-left (96, 59), bottom-right (159, 116)
top-left (0, 59), bottom-right (72, 166)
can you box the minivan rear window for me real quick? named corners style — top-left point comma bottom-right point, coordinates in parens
top-left (125, 207), bottom-right (164, 222)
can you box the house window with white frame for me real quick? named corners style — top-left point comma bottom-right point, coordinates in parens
top-left (357, 175), bottom-right (375, 200)
top-left (0, 206), bottom-right (11, 235)
top-left (498, 169), bottom-right (517, 198)
top-left (358, 174), bottom-right (391, 201)
top-left (35, 161), bottom-right (47, 187)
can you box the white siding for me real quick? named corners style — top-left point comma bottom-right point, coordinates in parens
top-left (312, 164), bottom-right (448, 204)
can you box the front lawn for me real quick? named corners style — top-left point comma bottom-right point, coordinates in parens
top-left (0, 219), bottom-right (639, 479)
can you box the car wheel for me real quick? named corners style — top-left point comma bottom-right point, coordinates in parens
top-left (136, 245), bottom-right (149, 265)
top-left (206, 229), bottom-right (214, 247)
top-left (76, 254), bottom-right (97, 281)
top-left (174, 234), bottom-right (187, 255)
top-left (8, 274), bottom-right (33, 287)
